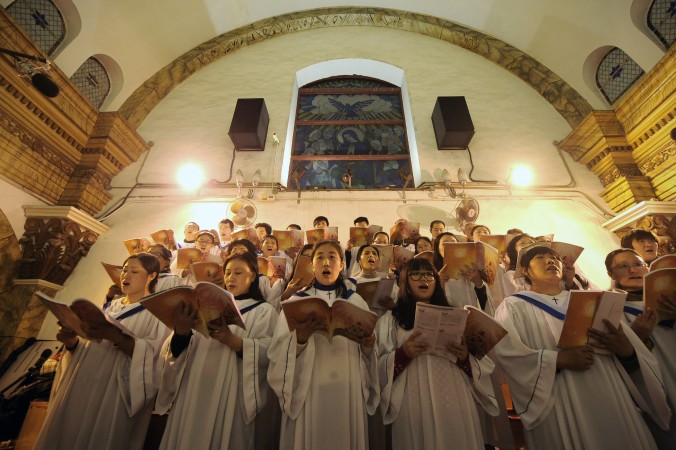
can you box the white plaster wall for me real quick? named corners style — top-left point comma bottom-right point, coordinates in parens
top-left (0, 178), bottom-right (47, 237)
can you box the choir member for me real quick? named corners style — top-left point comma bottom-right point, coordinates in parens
top-left (155, 252), bottom-right (278, 450)
top-left (493, 245), bottom-right (668, 450)
top-left (267, 240), bottom-right (379, 450)
top-left (34, 254), bottom-right (169, 450)
top-left (376, 258), bottom-right (498, 449)
top-left (621, 229), bottom-right (660, 265)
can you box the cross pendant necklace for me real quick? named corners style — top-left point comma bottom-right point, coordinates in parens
top-left (327, 291), bottom-right (332, 299)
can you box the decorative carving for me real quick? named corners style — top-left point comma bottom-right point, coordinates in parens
top-left (119, 7), bottom-right (592, 129)
top-left (0, 114), bottom-right (77, 174)
top-left (586, 146), bottom-right (633, 170)
top-left (17, 218), bottom-right (98, 285)
top-left (639, 146), bottom-right (676, 175)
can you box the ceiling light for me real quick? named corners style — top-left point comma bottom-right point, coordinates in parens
top-left (177, 163), bottom-right (204, 190)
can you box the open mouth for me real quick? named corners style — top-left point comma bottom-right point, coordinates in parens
top-left (418, 283), bottom-right (429, 290)
top-left (322, 269), bottom-right (331, 276)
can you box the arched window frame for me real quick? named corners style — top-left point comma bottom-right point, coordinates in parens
top-left (281, 59), bottom-right (421, 190)
top-left (595, 48), bottom-right (645, 104)
top-left (6, 0), bottom-right (66, 55)
top-left (70, 56), bottom-right (111, 110)
top-left (647, 0), bottom-right (676, 49)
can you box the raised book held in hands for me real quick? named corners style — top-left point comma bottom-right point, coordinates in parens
top-left (282, 296), bottom-right (377, 343)
top-left (141, 282), bottom-right (245, 337)
top-left (413, 302), bottom-right (508, 362)
top-left (442, 241), bottom-right (500, 286)
top-left (558, 290), bottom-right (626, 354)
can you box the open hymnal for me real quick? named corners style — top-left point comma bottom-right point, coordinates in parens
top-left (281, 255), bottom-right (314, 301)
top-left (442, 241), bottom-right (500, 286)
top-left (644, 268), bottom-right (676, 321)
top-left (413, 302), bottom-right (507, 362)
top-left (282, 296), bottom-right (377, 343)
top-left (257, 255), bottom-right (288, 280)
top-left (36, 292), bottom-right (131, 341)
top-left (101, 262), bottom-right (122, 286)
top-left (230, 228), bottom-right (261, 249)
top-left (355, 278), bottom-right (396, 310)
top-left (190, 261), bottom-right (224, 286)
top-left (414, 251), bottom-right (435, 263)
top-left (176, 248), bottom-right (221, 270)
top-left (124, 238), bottom-right (151, 255)
top-left (374, 244), bottom-right (393, 273)
top-left (393, 246), bottom-right (415, 270)
top-left (478, 235), bottom-right (507, 254)
top-left (141, 282), bottom-right (245, 337)
top-left (390, 220), bottom-right (420, 245)
top-left (349, 225), bottom-right (384, 247)
top-left (649, 254), bottom-right (676, 271)
top-left (272, 230), bottom-right (304, 258)
top-left (306, 227), bottom-right (339, 245)
top-left (558, 290), bottom-right (626, 354)
top-left (150, 229), bottom-right (177, 251)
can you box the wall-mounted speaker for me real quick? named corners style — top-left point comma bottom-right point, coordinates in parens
top-left (228, 98), bottom-right (269, 151)
top-left (431, 96), bottom-right (475, 150)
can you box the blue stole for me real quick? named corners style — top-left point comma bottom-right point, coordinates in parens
top-left (513, 293), bottom-right (566, 320)
top-left (103, 302), bottom-right (145, 321)
top-left (240, 301), bottom-right (265, 315)
top-left (623, 305), bottom-right (643, 317)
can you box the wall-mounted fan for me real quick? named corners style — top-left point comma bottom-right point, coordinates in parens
top-left (227, 198), bottom-right (257, 228)
top-left (455, 196), bottom-right (480, 229)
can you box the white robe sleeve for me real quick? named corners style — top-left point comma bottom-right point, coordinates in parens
top-left (612, 322), bottom-right (671, 430)
top-left (267, 310), bottom-right (317, 420)
top-left (492, 300), bottom-right (558, 430)
top-left (238, 303), bottom-right (278, 423)
top-left (376, 313), bottom-right (403, 424)
top-left (154, 331), bottom-right (199, 415)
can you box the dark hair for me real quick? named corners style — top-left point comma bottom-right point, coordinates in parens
top-left (506, 228), bottom-right (524, 235)
top-left (287, 224), bottom-right (302, 231)
top-left (123, 253), bottom-right (160, 293)
top-left (354, 216), bottom-right (369, 225)
top-left (356, 244), bottom-right (380, 268)
top-left (227, 239), bottom-right (258, 256)
top-left (620, 229), bottom-right (658, 249)
top-left (604, 248), bottom-right (642, 273)
top-left (313, 216), bottom-right (329, 227)
top-left (429, 220), bottom-right (445, 231)
top-left (262, 234), bottom-right (278, 246)
top-left (392, 259), bottom-right (448, 330)
top-left (302, 240), bottom-right (348, 298)
top-left (414, 236), bottom-right (432, 253)
top-left (196, 230), bottom-right (216, 243)
top-left (219, 218), bottom-right (234, 230)
top-left (147, 244), bottom-right (172, 273)
top-left (506, 234), bottom-right (534, 271)
top-left (519, 246), bottom-right (561, 285)
top-left (432, 232), bottom-right (456, 271)
top-left (255, 222), bottom-right (272, 235)
top-left (469, 224), bottom-right (490, 240)
top-left (223, 252), bottom-right (265, 301)
top-left (373, 231), bottom-right (390, 243)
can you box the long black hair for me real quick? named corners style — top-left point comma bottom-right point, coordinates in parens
top-left (223, 252), bottom-right (265, 301)
top-left (392, 259), bottom-right (448, 330)
top-left (506, 233), bottom-right (533, 271)
top-left (432, 232), bottom-right (456, 271)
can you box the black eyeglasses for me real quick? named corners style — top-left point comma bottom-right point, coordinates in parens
top-left (408, 271), bottom-right (435, 281)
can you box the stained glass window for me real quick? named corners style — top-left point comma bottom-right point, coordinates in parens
top-left (70, 57), bottom-right (110, 109)
top-left (6, 0), bottom-right (65, 55)
top-left (648, 0), bottom-right (676, 49)
top-left (289, 77), bottom-right (413, 190)
top-left (595, 48), bottom-right (645, 104)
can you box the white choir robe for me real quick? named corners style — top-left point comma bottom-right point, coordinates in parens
top-left (34, 301), bottom-right (169, 450)
top-left (444, 277), bottom-right (496, 315)
top-left (493, 291), bottom-right (669, 450)
top-left (155, 299), bottom-right (278, 450)
top-left (267, 286), bottom-right (380, 450)
top-left (156, 272), bottom-right (183, 292)
top-left (376, 312), bottom-right (498, 450)
top-left (623, 300), bottom-right (676, 448)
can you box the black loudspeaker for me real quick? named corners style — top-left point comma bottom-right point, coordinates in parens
top-left (431, 96), bottom-right (475, 150)
top-left (228, 98), bottom-right (269, 151)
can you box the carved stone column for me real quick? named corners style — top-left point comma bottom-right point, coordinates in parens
top-left (0, 206), bottom-right (108, 360)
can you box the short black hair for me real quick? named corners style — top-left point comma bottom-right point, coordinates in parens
top-left (287, 224), bottom-right (302, 231)
top-left (313, 216), bottom-right (329, 227)
top-left (354, 216), bottom-right (369, 225)
top-left (429, 220), bottom-right (445, 230)
top-left (219, 218), bottom-right (234, 229)
top-left (255, 222), bottom-right (272, 235)
top-left (227, 239), bottom-right (257, 256)
top-left (519, 246), bottom-right (561, 285)
top-left (620, 229), bottom-right (658, 249)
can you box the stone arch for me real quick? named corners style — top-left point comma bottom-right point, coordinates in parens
top-left (119, 7), bottom-right (593, 130)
